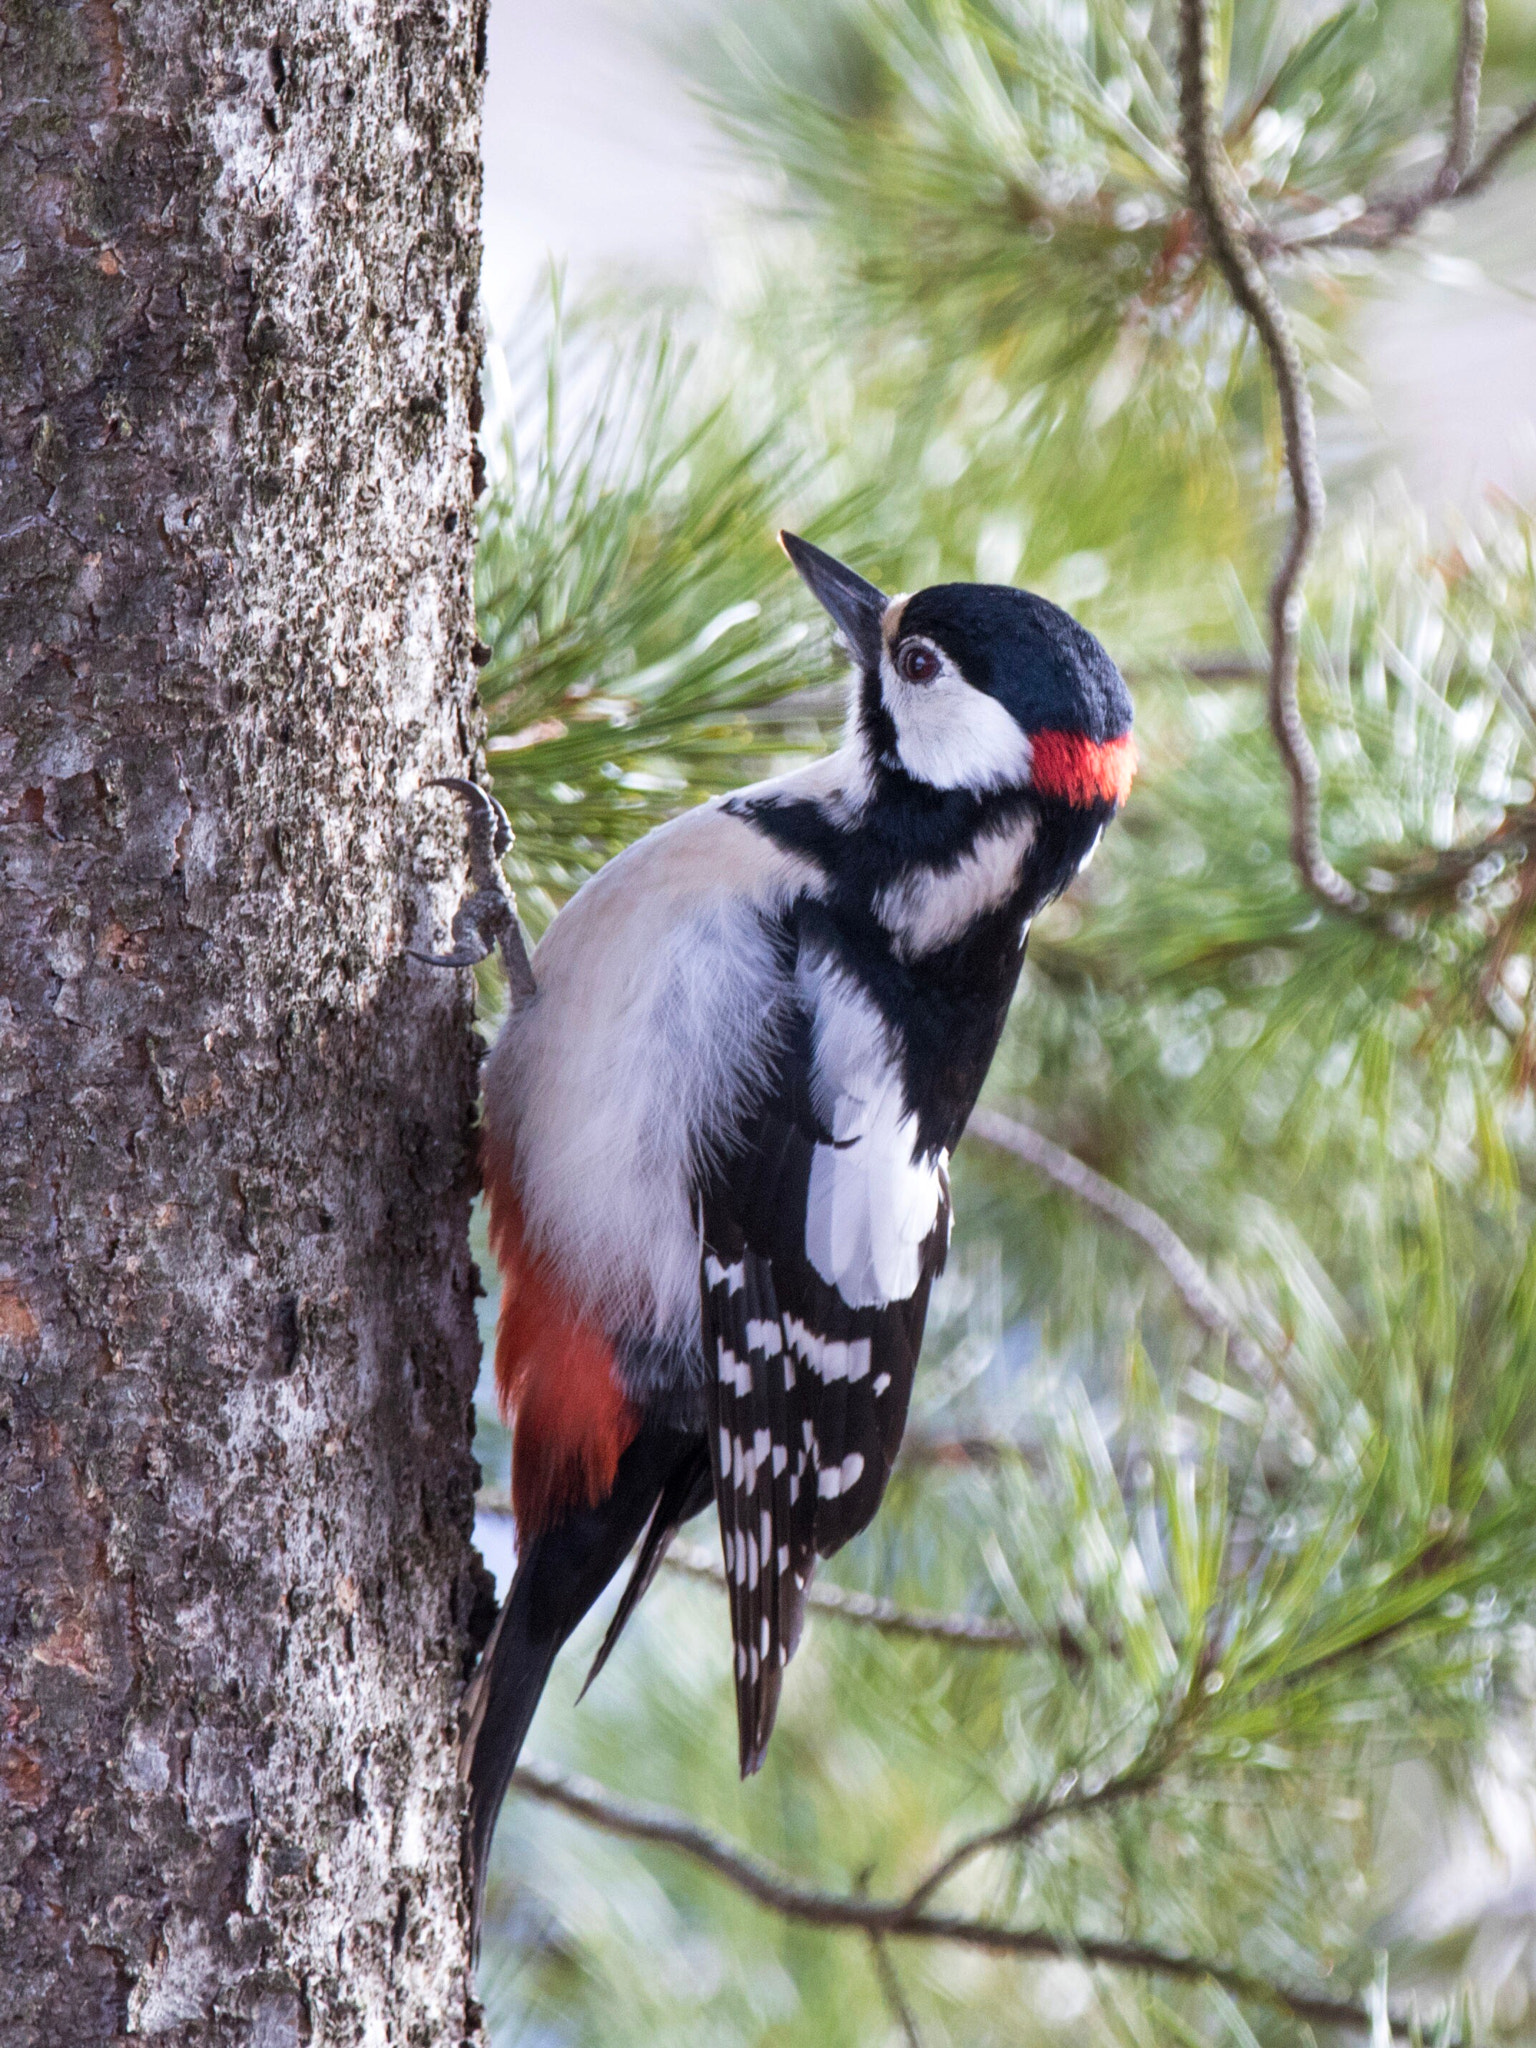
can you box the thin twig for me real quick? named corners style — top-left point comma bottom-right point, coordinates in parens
top-left (1281, 0), bottom-right (1518, 249)
top-left (663, 1540), bottom-right (1044, 1652)
top-left (1178, 656), bottom-right (1265, 683)
top-left (868, 1930), bottom-right (924, 2048)
top-left (1457, 97), bottom-right (1536, 200)
top-left (1176, 0), bottom-right (1364, 915)
top-left (901, 1747), bottom-right (1171, 1915)
top-left (898, 1432), bottom-right (1046, 1469)
top-left (1440, 0), bottom-right (1490, 195)
top-left (1186, 1), bottom-right (1525, 906)
top-left (964, 1106), bottom-right (1276, 1385)
top-left (1313, 0), bottom-right (1487, 246)
top-left (511, 1758), bottom-right (1406, 2038)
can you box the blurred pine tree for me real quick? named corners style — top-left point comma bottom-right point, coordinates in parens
top-left (470, 2), bottom-right (1536, 2039)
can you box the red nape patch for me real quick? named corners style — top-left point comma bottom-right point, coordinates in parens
top-left (483, 1138), bottom-right (638, 1538)
top-left (1028, 730), bottom-right (1137, 808)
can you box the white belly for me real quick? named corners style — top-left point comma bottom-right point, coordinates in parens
top-left (482, 795), bottom-right (823, 1346)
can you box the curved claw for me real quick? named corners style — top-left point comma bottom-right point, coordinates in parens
top-left (412, 778), bottom-right (536, 1002)
top-left (425, 776), bottom-right (513, 861)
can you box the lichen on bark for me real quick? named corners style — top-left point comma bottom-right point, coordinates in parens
top-left (1, 1), bottom-right (495, 2040)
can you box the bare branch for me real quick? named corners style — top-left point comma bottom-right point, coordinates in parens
top-left (1440, 0), bottom-right (1490, 195)
top-left (1176, 0), bottom-right (1365, 915)
top-left (1283, 0), bottom-right (1506, 249)
top-left (511, 1758), bottom-right (1404, 2038)
top-left (1122, 656), bottom-right (1265, 690)
top-left (1177, 656), bottom-right (1265, 684)
top-left (662, 1539), bottom-right (1046, 1652)
top-left (1458, 97), bottom-right (1536, 200)
top-left (964, 1107), bottom-right (1276, 1386)
top-left (898, 1432), bottom-right (1047, 1470)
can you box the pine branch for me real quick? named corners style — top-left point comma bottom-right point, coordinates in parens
top-left (511, 1758), bottom-right (1406, 2038)
top-left (900, 1739), bottom-right (1177, 1914)
top-left (965, 1107), bottom-right (1276, 1386)
top-left (1176, 0), bottom-right (1364, 916)
top-left (1179, 0), bottom-right (1530, 914)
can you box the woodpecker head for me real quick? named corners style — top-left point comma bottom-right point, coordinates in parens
top-left (780, 531), bottom-right (1134, 811)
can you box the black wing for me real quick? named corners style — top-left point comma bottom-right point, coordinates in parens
top-left (701, 926), bottom-right (951, 1773)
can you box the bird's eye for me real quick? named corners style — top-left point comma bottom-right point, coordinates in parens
top-left (896, 641), bottom-right (940, 685)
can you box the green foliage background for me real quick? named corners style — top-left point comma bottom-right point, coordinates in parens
top-left (468, 2), bottom-right (1536, 2039)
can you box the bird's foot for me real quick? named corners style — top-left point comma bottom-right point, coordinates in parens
top-left (411, 777), bottom-right (536, 1003)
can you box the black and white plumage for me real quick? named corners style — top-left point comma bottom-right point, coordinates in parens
top-left (456, 532), bottom-right (1134, 1922)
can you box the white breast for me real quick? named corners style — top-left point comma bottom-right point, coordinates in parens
top-left (483, 782), bottom-right (825, 1347)
top-left (874, 813), bottom-right (1037, 960)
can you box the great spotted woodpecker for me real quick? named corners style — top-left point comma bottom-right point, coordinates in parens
top-left (435, 535), bottom-right (1134, 1928)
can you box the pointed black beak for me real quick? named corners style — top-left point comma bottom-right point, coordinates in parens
top-left (779, 531), bottom-right (888, 674)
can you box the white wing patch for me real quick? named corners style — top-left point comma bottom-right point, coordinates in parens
top-left (797, 948), bottom-right (947, 1308)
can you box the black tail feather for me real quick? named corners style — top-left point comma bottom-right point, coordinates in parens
top-left (461, 1425), bottom-right (708, 1945)
top-left (579, 1443), bottom-right (713, 1701)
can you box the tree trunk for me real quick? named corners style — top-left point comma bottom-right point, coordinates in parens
top-left (1, 2), bottom-right (493, 2041)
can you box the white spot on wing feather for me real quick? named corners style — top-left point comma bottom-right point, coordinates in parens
top-left (706, 1255), bottom-right (746, 1295)
top-left (816, 1452), bottom-right (866, 1500)
top-left (718, 1347), bottom-right (752, 1396)
top-left (784, 1315), bottom-right (873, 1383)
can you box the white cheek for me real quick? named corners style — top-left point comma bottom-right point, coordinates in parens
top-left (880, 650), bottom-right (1033, 793)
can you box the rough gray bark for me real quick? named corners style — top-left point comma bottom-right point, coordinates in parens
top-left (1, 2), bottom-right (493, 2041)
